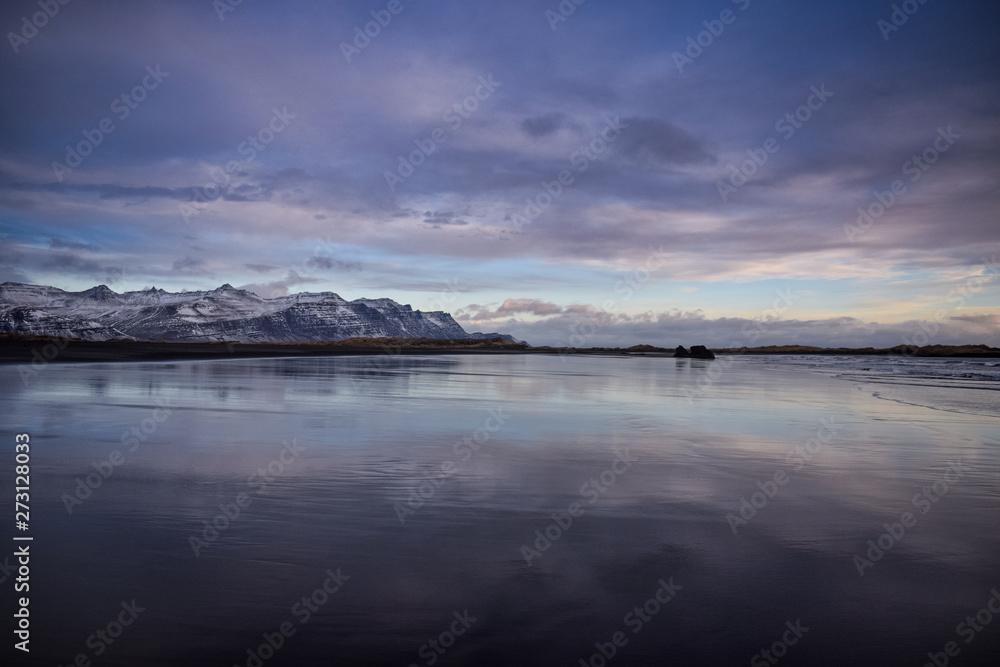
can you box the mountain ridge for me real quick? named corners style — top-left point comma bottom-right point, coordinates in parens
top-left (0, 282), bottom-right (521, 344)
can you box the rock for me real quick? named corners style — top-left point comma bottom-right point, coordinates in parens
top-left (674, 345), bottom-right (715, 359)
top-left (690, 345), bottom-right (716, 359)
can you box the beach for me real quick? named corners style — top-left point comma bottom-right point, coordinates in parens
top-left (3, 353), bottom-right (998, 665)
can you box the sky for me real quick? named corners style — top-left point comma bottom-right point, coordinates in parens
top-left (0, 0), bottom-right (998, 347)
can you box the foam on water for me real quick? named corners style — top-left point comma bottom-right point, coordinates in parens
top-left (738, 354), bottom-right (1000, 419)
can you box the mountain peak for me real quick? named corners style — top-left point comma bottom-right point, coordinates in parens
top-left (206, 284), bottom-right (264, 301)
top-left (80, 285), bottom-right (119, 301)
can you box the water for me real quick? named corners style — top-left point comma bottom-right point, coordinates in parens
top-left (2, 354), bottom-right (998, 666)
top-left (748, 354), bottom-right (1000, 419)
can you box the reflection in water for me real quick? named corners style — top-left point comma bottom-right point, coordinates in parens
top-left (1, 354), bottom-right (998, 666)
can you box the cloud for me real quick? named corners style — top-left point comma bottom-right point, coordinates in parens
top-left (238, 271), bottom-right (326, 299)
top-left (522, 113), bottom-right (566, 138)
top-left (172, 256), bottom-right (207, 273)
top-left (13, 182), bottom-right (194, 201)
top-left (497, 298), bottom-right (565, 317)
top-left (457, 298), bottom-right (566, 321)
top-left (244, 263), bottom-right (278, 273)
top-left (0, 197), bottom-right (36, 211)
top-left (305, 255), bottom-right (362, 271)
top-left (40, 252), bottom-right (123, 282)
top-left (0, 239), bottom-right (125, 285)
top-left (11, 178), bottom-right (282, 207)
top-left (423, 211), bottom-right (469, 227)
top-left (49, 237), bottom-right (96, 252)
top-left (0, 0), bottom-right (995, 344)
top-left (484, 307), bottom-right (1000, 349)
top-left (613, 117), bottom-right (712, 167)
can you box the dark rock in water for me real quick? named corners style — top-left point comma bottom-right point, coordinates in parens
top-left (690, 345), bottom-right (716, 359)
top-left (674, 345), bottom-right (715, 359)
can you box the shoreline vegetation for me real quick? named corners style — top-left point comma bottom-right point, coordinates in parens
top-left (1, 334), bottom-right (998, 364)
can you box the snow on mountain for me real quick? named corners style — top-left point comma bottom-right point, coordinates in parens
top-left (0, 282), bottom-right (522, 344)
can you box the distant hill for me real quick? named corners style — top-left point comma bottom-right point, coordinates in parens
top-left (712, 344), bottom-right (1000, 357)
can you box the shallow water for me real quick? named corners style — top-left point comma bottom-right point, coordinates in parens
top-left (2, 354), bottom-right (998, 665)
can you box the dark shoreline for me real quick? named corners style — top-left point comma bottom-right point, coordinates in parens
top-left (2, 335), bottom-right (999, 365)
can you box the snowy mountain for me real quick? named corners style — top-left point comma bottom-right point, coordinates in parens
top-left (0, 282), bottom-right (521, 344)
